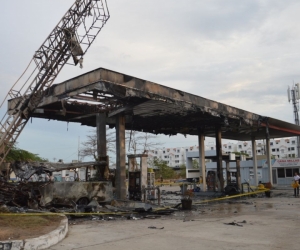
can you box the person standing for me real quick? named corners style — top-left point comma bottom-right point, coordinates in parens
top-left (293, 172), bottom-right (300, 197)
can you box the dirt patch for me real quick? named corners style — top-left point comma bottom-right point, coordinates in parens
top-left (0, 215), bottom-right (63, 241)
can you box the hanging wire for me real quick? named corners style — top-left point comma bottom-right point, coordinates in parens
top-left (0, 58), bottom-right (35, 108)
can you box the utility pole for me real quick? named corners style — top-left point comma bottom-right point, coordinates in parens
top-left (287, 84), bottom-right (300, 157)
top-left (78, 136), bottom-right (80, 162)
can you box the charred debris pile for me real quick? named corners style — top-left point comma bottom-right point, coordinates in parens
top-left (0, 161), bottom-right (176, 219)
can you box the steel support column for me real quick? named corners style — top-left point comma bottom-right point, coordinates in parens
top-left (236, 160), bottom-right (241, 190)
top-left (97, 113), bottom-right (107, 157)
top-left (266, 137), bottom-right (273, 186)
top-left (116, 114), bottom-right (126, 199)
top-left (226, 161), bottom-right (230, 185)
top-left (198, 130), bottom-right (206, 191)
top-left (251, 136), bottom-right (258, 186)
top-left (215, 127), bottom-right (224, 191)
top-left (96, 113), bottom-right (109, 180)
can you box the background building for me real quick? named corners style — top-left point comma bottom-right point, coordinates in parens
top-left (147, 136), bottom-right (299, 168)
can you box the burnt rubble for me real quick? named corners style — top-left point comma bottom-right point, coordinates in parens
top-left (0, 179), bottom-right (43, 208)
top-left (0, 178), bottom-right (176, 219)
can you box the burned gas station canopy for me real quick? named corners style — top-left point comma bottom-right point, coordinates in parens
top-left (8, 68), bottom-right (300, 140)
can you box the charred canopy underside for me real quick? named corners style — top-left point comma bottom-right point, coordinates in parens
top-left (8, 68), bottom-right (300, 141)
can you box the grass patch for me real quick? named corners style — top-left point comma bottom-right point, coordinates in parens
top-left (0, 215), bottom-right (62, 229)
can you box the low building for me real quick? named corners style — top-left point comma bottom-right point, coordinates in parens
top-left (146, 136), bottom-right (299, 169)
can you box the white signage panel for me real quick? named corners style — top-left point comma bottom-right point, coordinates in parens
top-left (273, 158), bottom-right (300, 168)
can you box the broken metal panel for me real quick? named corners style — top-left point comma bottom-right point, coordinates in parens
top-left (36, 181), bottom-right (113, 206)
top-left (261, 117), bottom-right (300, 136)
top-left (62, 28), bottom-right (84, 57)
top-left (11, 161), bottom-right (104, 180)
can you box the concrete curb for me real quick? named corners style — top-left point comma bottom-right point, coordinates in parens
top-left (0, 215), bottom-right (68, 250)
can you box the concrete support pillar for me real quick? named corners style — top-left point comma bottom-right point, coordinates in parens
top-left (97, 113), bottom-right (106, 157)
top-left (226, 161), bottom-right (230, 185)
top-left (266, 136), bottom-right (273, 186)
top-left (96, 113), bottom-right (109, 180)
top-left (215, 127), bottom-right (224, 191)
top-left (251, 136), bottom-right (258, 186)
top-left (140, 155), bottom-right (148, 189)
top-left (116, 115), bottom-right (126, 199)
top-left (198, 130), bottom-right (206, 191)
top-left (236, 160), bottom-right (241, 190)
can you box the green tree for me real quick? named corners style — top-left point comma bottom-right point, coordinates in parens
top-left (5, 147), bottom-right (47, 162)
top-left (177, 164), bottom-right (186, 178)
top-left (232, 151), bottom-right (249, 156)
top-left (192, 159), bottom-right (199, 169)
top-left (153, 159), bottom-right (175, 179)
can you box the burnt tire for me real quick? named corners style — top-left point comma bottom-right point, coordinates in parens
top-left (76, 197), bottom-right (90, 205)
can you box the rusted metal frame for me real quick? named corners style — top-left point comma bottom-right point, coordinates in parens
top-left (68, 113), bottom-right (97, 121)
top-left (108, 106), bottom-right (133, 118)
top-left (7, 89), bottom-right (22, 100)
top-left (142, 186), bottom-right (161, 205)
top-left (0, 40), bottom-right (71, 161)
top-left (78, 8), bottom-right (91, 46)
top-left (35, 82), bottom-right (113, 107)
top-left (75, 0), bottom-right (109, 55)
top-left (0, 117), bottom-right (28, 165)
top-left (22, 42), bottom-right (71, 113)
top-left (70, 92), bottom-right (118, 104)
top-left (32, 105), bottom-right (112, 121)
top-left (68, 94), bottom-right (105, 102)
top-left (5, 0), bottom-right (106, 103)
top-left (1, 0), bottom-right (96, 114)
top-left (13, 27), bottom-right (69, 111)
top-left (59, 101), bottom-right (114, 114)
top-left (1, 48), bottom-right (68, 145)
top-left (37, 108), bottom-right (83, 116)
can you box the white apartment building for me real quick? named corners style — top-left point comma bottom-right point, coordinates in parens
top-left (147, 136), bottom-right (299, 168)
top-left (147, 145), bottom-right (209, 169)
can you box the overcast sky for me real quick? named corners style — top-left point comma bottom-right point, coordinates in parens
top-left (1, 0), bottom-right (300, 162)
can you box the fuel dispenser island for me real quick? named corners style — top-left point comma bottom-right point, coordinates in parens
top-left (127, 154), bottom-right (157, 201)
top-left (127, 154), bottom-right (148, 200)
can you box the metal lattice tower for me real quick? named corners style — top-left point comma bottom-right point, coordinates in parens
top-left (0, 0), bottom-right (110, 167)
top-left (287, 84), bottom-right (300, 157)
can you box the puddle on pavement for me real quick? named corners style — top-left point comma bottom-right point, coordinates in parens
top-left (171, 200), bottom-right (275, 220)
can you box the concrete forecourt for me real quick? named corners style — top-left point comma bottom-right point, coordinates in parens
top-left (49, 190), bottom-right (299, 250)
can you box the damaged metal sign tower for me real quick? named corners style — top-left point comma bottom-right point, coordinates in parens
top-left (0, 0), bottom-right (110, 167)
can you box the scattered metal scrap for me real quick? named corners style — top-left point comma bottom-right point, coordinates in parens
top-left (148, 226), bottom-right (164, 229)
top-left (224, 220), bottom-right (247, 227)
top-left (0, 178), bottom-right (176, 220)
top-left (0, 179), bottom-right (42, 208)
top-left (10, 161), bottom-right (103, 181)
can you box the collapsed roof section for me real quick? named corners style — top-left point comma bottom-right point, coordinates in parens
top-left (8, 68), bottom-right (300, 141)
